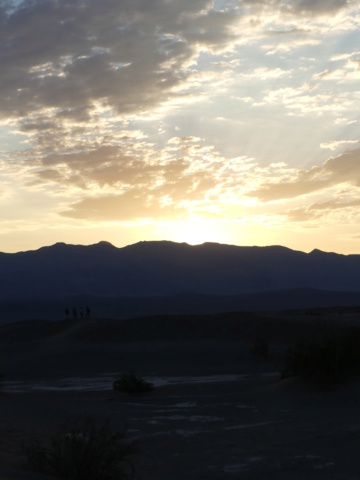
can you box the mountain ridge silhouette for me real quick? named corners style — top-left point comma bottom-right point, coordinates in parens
top-left (1, 240), bottom-right (360, 301)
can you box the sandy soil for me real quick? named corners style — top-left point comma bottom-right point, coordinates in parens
top-left (1, 310), bottom-right (360, 479)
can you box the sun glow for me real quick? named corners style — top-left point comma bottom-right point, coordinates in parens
top-left (163, 218), bottom-right (231, 246)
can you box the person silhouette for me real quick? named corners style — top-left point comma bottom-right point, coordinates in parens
top-left (65, 306), bottom-right (69, 318)
top-left (72, 306), bottom-right (77, 319)
top-left (86, 306), bottom-right (90, 319)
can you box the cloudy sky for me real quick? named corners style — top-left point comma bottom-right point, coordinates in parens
top-left (1, 0), bottom-right (360, 253)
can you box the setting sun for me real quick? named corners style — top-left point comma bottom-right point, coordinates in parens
top-left (165, 218), bottom-right (232, 246)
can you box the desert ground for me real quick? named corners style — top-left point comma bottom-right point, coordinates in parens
top-left (1, 308), bottom-right (360, 479)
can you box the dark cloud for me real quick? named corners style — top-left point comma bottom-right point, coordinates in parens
top-left (61, 189), bottom-right (186, 221)
top-left (323, 149), bottom-right (360, 186)
top-left (33, 141), bottom-right (218, 221)
top-left (266, 27), bottom-right (307, 36)
top-left (21, 120), bottom-right (57, 131)
top-left (251, 148), bottom-right (360, 202)
top-left (316, 69), bottom-right (333, 79)
top-left (40, 144), bottom-right (191, 188)
top-left (242, 0), bottom-right (348, 16)
top-left (0, 0), bottom-right (238, 121)
top-left (35, 168), bottom-right (63, 182)
top-left (287, 198), bottom-right (360, 222)
top-left (30, 133), bottom-right (224, 221)
top-left (282, 0), bottom-right (348, 15)
top-left (0, 0), bottom-right (349, 126)
top-left (3, 0), bottom-right (354, 229)
top-left (43, 145), bottom-right (126, 168)
top-left (252, 178), bottom-right (328, 201)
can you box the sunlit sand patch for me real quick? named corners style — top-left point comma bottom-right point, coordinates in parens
top-left (130, 430), bottom-right (175, 438)
top-left (132, 428), bottom-right (205, 438)
top-left (147, 374), bottom-right (252, 386)
top-left (188, 415), bottom-right (222, 422)
top-left (2, 374), bottom-right (118, 392)
top-left (225, 421), bottom-right (284, 430)
top-left (141, 415), bottom-right (222, 422)
top-left (115, 402), bottom-right (161, 407)
top-left (2, 372), bottom-right (276, 392)
top-left (222, 457), bottom-right (264, 474)
top-left (223, 464), bottom-right (248, 473)
top-left (248, 456), bottom-right (263, 462)
top-left (198, 401), bottom-right (255, 408)
top-left (314, 462), bottom-right (335, 469)
top-left (173, 401), bottom-right (197, 407)
top-left (149, 401), bottom-right (197, 413)
top-left (174, 429), bottom-right (202, 437)
top-left (154, 408), bottom-right (189, 413)
top-left (295, 455), bottom-right (321, 460)
top-left (293, 455), bottom-right (334, 470)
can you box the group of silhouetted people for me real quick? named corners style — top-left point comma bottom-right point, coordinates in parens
top-left (65, 306), bottom-right (90, 319)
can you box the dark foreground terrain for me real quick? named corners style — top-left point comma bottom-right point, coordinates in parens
top-left (1, 308), bottom-right (360, 479)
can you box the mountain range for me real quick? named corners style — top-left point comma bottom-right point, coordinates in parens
top-left (1, 240), bottom-right (360, 320)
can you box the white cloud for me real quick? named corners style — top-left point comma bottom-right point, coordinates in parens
top-left (320, 139), bottom-right (359, 150)
top-left (250, 148), bottom-right (360, 202)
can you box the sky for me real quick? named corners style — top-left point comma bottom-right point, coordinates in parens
top-left (1, 0), bottom-right (360, 254)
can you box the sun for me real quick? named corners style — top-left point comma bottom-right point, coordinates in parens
top-left (167, 218), bottom-right (230, 245)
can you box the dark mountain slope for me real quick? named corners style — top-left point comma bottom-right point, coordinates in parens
top-left (1, 241), bottom-right (360, 301)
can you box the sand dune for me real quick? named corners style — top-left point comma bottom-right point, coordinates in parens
top-left (1, 308), bottom-right (360, 479)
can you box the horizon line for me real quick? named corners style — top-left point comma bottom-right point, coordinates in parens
top-left (0, 239), bottom-right (345, 256)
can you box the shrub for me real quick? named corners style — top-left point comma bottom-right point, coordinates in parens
top-left (22, 417), bottom-right (135, 480)
top-left (0, 372), bottom-right (5, 393)
top-left (281, 322), bottom-right (360, 387)
top-left (250, 338), bottom-right (270, 362)
top-left (113, 372), bottom-right (154, 395)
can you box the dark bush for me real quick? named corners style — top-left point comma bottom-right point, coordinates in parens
top-left (113, 372), bottom-right (154, 395)
top-left (281, 322), bottom-right (360, 387)
top-left (23, 417), bottom-right (135, 480)
top-left (0, 372), bottom-right (5, 393)
top-left (250, 338), bottom-right (270, 361)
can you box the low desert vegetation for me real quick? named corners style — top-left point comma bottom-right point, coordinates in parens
top-left (22, 417), bottom-right (136, 480)
top-left (0, 372), bottom-right (5, 393)
top-left (281, 322), bottom-right (360, 387)
top-left (113, 372), bottom-right (154, 395)
top-left (250, 338), bottom-right (270, 362)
